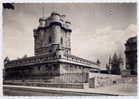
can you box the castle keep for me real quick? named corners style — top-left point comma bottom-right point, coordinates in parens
top-left (4, 12), bottom-right (100, 84)
top-left (34, 12), bottom-right (71, 56)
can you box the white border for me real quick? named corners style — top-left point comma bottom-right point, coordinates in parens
top-left (0, 0), bottom-right (138, 98)
top-left (0, 2), bottom-right (3, 97)
top-left (1, 0), bottom-right (137, 3)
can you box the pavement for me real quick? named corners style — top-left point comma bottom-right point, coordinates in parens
top-left (3, 86), bottom-right (103, 96)
top-left (3, 83), bottom-right (137, 96)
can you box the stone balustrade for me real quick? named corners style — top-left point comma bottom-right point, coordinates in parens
top-left (5, 54), bottom-right (58, 68)
top-left (63, 54), bottom-right (98, 66)
top-left (5, 53), bottom-right (98, 69)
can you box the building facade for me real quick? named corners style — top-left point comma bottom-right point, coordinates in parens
top-left (4, 12), bottom-right (100, 83)
top-left (125, 36), bottom-right (137, 75)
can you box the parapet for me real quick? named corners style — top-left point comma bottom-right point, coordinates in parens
top-left (38, 12), bottom-right (72, 32)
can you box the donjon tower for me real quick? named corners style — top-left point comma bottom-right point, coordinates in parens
top-left (34, 12), bottom-right (71, 56)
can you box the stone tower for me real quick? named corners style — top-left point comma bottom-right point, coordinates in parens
top-left (33, 12), bottom-right (72, 56)
top-left (125, 36), bottom-right (137, 75)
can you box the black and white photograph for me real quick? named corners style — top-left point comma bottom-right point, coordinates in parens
top-left (2, 2), bottom-right (137, 96)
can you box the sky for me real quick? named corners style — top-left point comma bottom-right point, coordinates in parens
top-left (3, 3), bottom-right (137, 68)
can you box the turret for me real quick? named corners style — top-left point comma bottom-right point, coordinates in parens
top-left (39, 17), bottom-right (46, 27)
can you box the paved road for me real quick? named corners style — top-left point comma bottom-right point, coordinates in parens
top-left (3, 86), bottom-right (108, 96)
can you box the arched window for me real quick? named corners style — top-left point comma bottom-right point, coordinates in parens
top-left (38, 66), bottom-right (41, 71)
top-left (49, 36), bottom-right (52, 43)
top-left (61, 37), bottom-right (63, 44)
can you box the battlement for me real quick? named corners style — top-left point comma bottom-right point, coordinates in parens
top-left (38, 12), bottom-right (71, 32)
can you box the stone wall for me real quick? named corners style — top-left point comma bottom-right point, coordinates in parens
top-left (48, 73), bottom-right (88, 83)
top-left (60, 63), bottom-right (89, 74)
top-left (89, 73), bottom-right (136, 88)
top-left (89, 73), bottom-right (120, 88)
top-left (5, 63), bottom-right (60, 80)
top-left (5, 62), bottom-right (89, 83)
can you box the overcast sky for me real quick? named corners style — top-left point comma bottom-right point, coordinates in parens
top-left (3, 3), bottom-right (137, 67)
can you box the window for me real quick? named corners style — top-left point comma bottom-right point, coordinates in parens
top-left (49, 36), bottom-right (52, 43)
top-left (61, 37), bottom-right (63, 44)
top-left (45, 65), bottom-right (48, 71)
top-left (59, 55), bottom-right (61, 58)
top-left (49, 50), bottom-right (52, 53)
top-left (38, 66), bottom-right (41, 71)
top-left (67, 50), bottom-right (68, 54)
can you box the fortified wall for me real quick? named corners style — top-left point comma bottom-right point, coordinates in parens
top-left (89, 72), bottom-right (137, 88)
